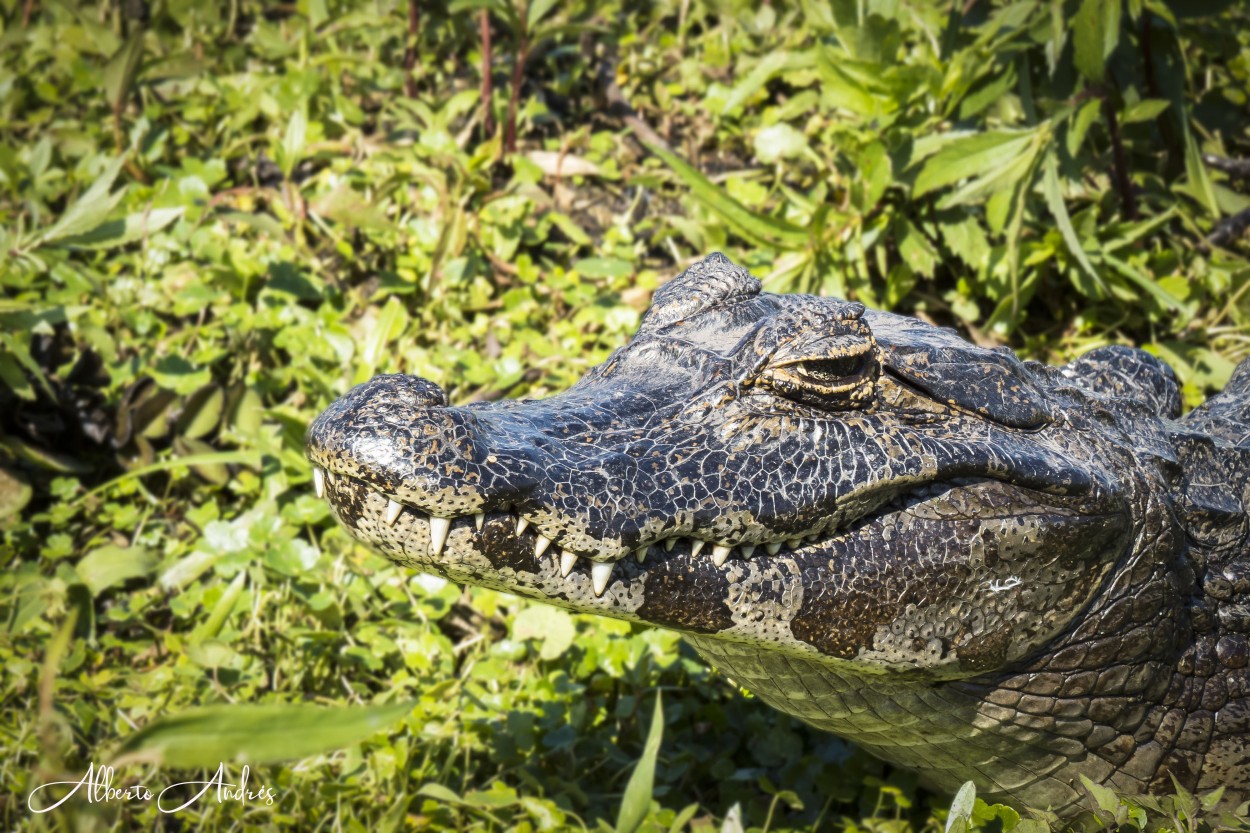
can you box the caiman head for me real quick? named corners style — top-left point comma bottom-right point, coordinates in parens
top-left (307, 253), bottom-right (1159, 680)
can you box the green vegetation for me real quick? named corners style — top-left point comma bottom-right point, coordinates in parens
top-left (3, 0), bottom-right (1250, 829)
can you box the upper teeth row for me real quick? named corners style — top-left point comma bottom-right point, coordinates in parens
top-left (313, 466), bottom-right (822, 598)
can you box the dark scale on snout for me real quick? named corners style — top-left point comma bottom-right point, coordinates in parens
top-left (308, 253), bottom-right (1250, 815)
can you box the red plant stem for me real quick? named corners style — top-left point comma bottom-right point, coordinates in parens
top-left (504, 34), bottom-right (527, 155)
top-left (480, 10), bottom-right (494, 137)
top-left (1101, 90), bottom-right (1138, 220)
top-left (402, 0), bottom-right (420, 99)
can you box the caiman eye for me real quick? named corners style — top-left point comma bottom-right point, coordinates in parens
top-left (756, 349), bottom-right (879, 410)
top-left (794, 355), bottom-right (868, 384)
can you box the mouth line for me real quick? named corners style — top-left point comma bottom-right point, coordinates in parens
top-left (310, 464), bottom-right (832, 596)
top-left (310, 464), bottom-right (1074, 598)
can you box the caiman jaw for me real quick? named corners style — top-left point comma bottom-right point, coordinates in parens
top-left (309, 463), bottom-right (834, 598)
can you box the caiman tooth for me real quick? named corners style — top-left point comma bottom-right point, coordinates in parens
top-left (765, 542), bottom-right (782, 556)
top-left (740, 544), bottom-right (756, 559)
top-left (516, 517), bottom-right (529, 535)
top-left (474, 513), bottom-right (485, 531)
top-left (786, 538), bottom-right (801, 549)
top-left (384, 498), bottom-right (403, 526)
top-left (429, 516), bottom-right (451, 555)
top-left (591, 561), bottom-right (615, 597)
top-left (690, 540), bottom-right (705, 558)
top-left (535, 534), bottom-right (553, 558)
top-left (559, 551), bottom-right (578, 577)
top-left (663, 539), bottom-right (676, 552)
top-left (313, 468), bottom-right (325, 498)
top-left (711, 545), bottom-right (732, 567)
top-left (635, 547), bottom-right (647, 564)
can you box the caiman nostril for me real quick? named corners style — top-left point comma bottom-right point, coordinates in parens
top-left (388, 375), bottom-right (448, 409)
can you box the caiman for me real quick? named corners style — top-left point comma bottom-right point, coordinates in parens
top-left (306, 253), bottom-right (1250, 815)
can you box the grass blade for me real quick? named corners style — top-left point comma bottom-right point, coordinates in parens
top-left (648, 144), bottom-right (808, 250)
top-left (615, 692), bottom-right (664, 833)
top-left (1099, 251), bottom-right (1185, 312)
top-left (912, 130), bottom-right (1037, 198)
top-left (112, 701), bottom-right (414, 768)
top-left (1042, 150), bottom-right (1104, 290)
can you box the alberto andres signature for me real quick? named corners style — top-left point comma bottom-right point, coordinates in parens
top-left (27, 762), bottom-right (277, 814)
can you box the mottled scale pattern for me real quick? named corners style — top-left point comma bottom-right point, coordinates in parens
top-left (307, 253), bottom-right (1250, 816)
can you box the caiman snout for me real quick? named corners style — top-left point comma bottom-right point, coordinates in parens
top-left (305, 372), bottom-right (555, 522)
top-left (306, 374), bottom-right (504, 507)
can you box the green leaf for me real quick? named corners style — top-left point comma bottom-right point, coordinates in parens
top-left (103, 30), bottom-right (145, 114)
top-left (721, 52), bottom-right (795, 114)
top-left (1200, 785), bottom-right (1226, 810)
top-left (52, 207), bottom-right (184, 249)
top-left (937, 211), bottom-right (990, 270)
top-left (912, 131), bottom-right (1037, 199)
top-left (1073, 0), bottom-right (1122, 82)
top-left (1181, 122), bottom-right (1220, 217)
top-left (152, 355), bottom-right (212, 395)
top-left (280, 109), bottom-right (308, 179)
top-left (1066, 98), bottom-right (1103, 156)
top-left (76, 545), bottom-right (157, 596)
top-left (112, 700), bottom-right (414, 768)
top-left (513, 605), bottom-right (575, 661)
top-left (174, 436), bottom-right (232, 485)
top-left (0, 465), bottom-right (33, 520)
top-left (667, 804), bottom-right (701, 833)
top-left (1080, 774), bottom-right (1121, 814)
top-left (1041, 151), bottom-right (1103, 291)
top-left (574, 257), bottom-right (634, 278)
top-left (939, 131), bottom-right (1043, 209)
top-left (359, 296), bottom-right (409, 379)
top-left (1099, 252), bottom-right (1185, 312)
top-left (946, 781), bottom-right (976, 833)
top-left (0, 347), bottom-right (36, 400)
top-left (174, 385), bottom-right (225, 440)
top-left (38, 156), bottom-right (128, 245)
top-left (2, 433), bottom-right (91, 473)
top-left (854, 140), bottom-right (891, 212)
top-left (305, 0), bottom-right (329, 28)
top-left (192, 571), bottom-right (247, 643)
top-left (615, 693), bottom-right (664, 833)
top-left (896, 219), bottom-right (939, 278)
top-left (1120, 98), bottom-right (1170, 124)
top-left (648, 144), bottom-right (808, 249)
top-left (815, 48), bottom-right (895, 118)
top-left (526, 0), bottom-right (561, 32)
top-left (418, 783), bottom-right (467, 805)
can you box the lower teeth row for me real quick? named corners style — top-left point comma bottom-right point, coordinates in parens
top-left (313, 467), bottom-right (822, 597)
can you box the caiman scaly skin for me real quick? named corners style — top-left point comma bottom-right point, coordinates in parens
top-left (307, 253), bottom-right (1250, 814)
